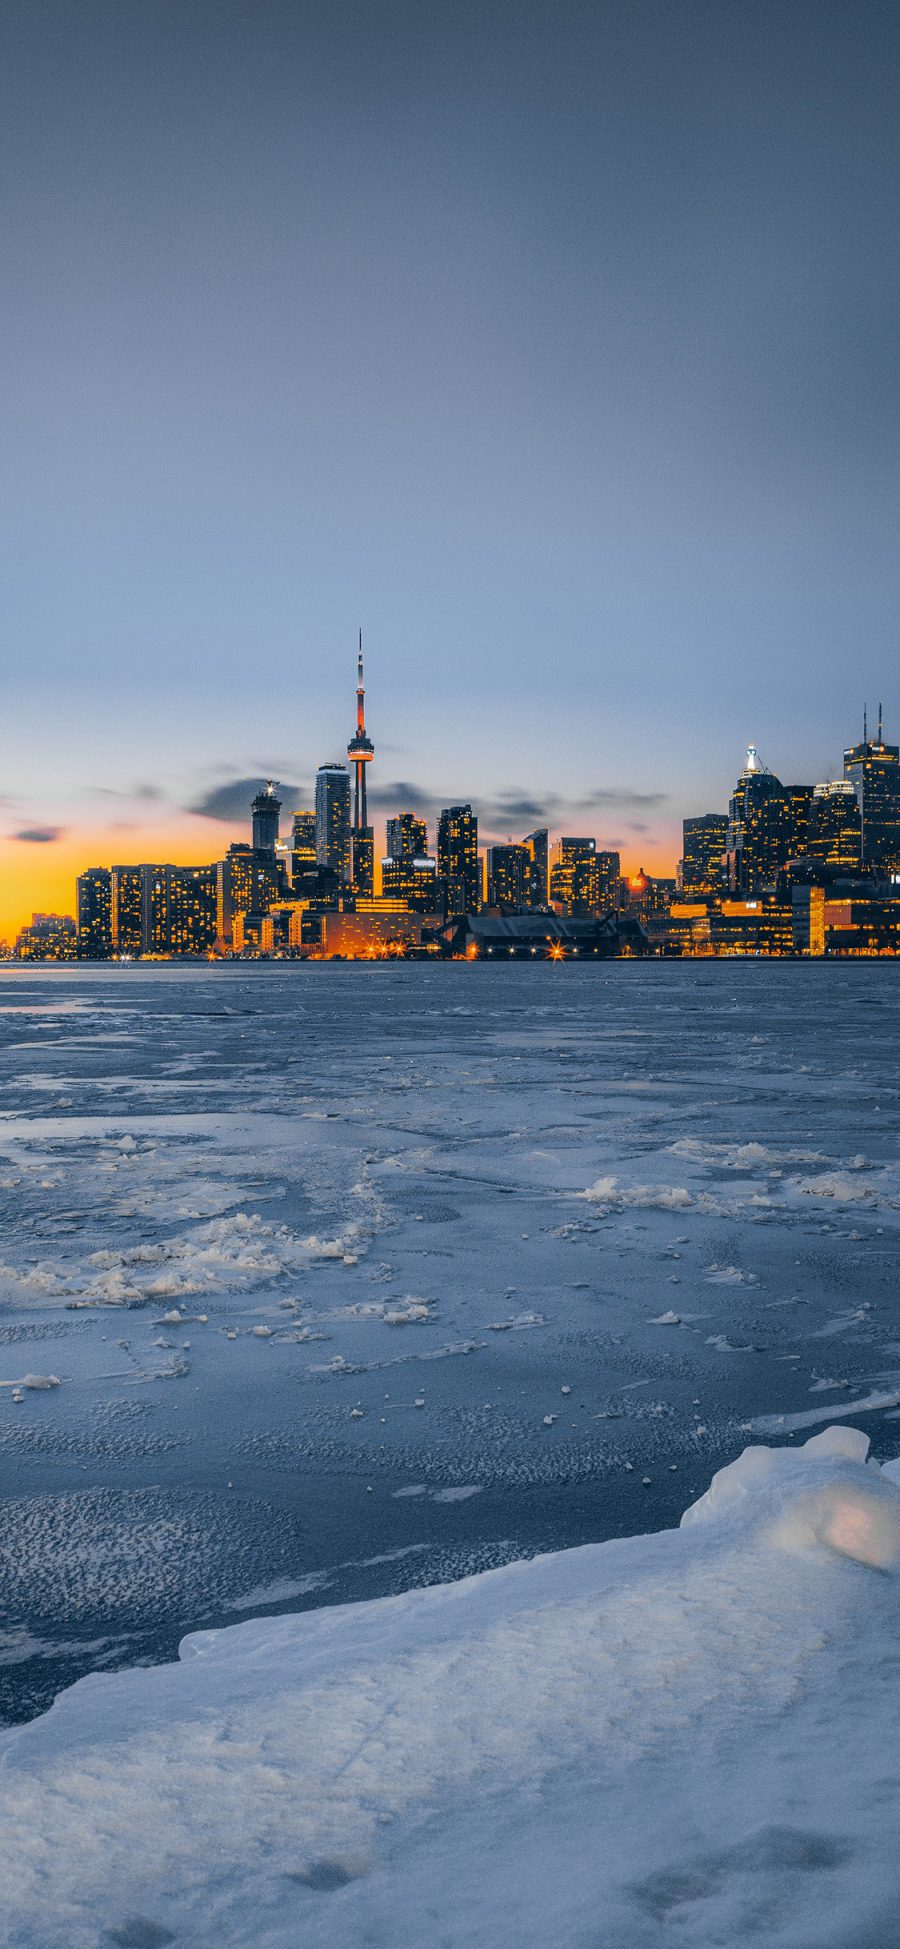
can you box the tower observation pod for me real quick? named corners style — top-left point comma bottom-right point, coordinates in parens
top-left (347, 630), bottom-right (374, 830)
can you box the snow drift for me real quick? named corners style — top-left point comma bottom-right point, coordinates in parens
top-left (2, 1427), bottom-right (900, 1948)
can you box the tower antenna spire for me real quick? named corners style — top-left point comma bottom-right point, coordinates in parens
top-left (878, 699), bottom-right (883, 742)
top-left (864, 702), bottom-right (868, 743)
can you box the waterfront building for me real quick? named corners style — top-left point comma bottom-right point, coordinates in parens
top-left (783, 784), bottom-right (815, 862)
top-left (843, 707), bottom-right (900, 872)
top-left (486, 843), bottom-right (531, 911)
top-left (216, 844), bottom-right (286, 950)
top-left (681, 815), bottom-right (727, 899)
top-left (315, 764), bottom-right (352, 883)
top-left (437, 804), bottom-right (480, 915)
top-left (76, 868), bottom-right (112, 958)
top-left (110, 866), bottom-right (145, 956)
top-left (168, 866), bottom-right (217, 954)
top-left (15, 913), bottom-right (77, 960)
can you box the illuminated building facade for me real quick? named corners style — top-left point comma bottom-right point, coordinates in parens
top-left (437, 804), bottom-right (480, 915)
top-left (844, 709), bottom-right (900, 871)
top-left (76, 868), bottom-right (112, 958)
top-left (381, 853), bottom-right (439, 910)
top-left (386, 813), bottom-right (428, 860)
top-left (726, 747), bottom-right (790, 894)
top-left (523, 828), bottom-right (549, 906)
top-left (216, 844), bottom-right (286, 950)
top-left (315, 764), bottom-right (352, 883)
top-left (168, 866), bottom-right (217, 953)
top-left (251, 782), bottom-right (280, 854)
top-left (681, 815), bottom-right (727, 899)
top-left (15, 913), bottom-right (77, 960)
top-left (486, 843), bottom-right (531, 910)
top-left (351, 827), bottom-right (375, 897)
top-left (807, 780), bottom-right (862, 871)
top-left (549, 838), bottom-right (619, 916)
top-left (110, 866), bottom-right (145, 956)
top-left (783, 784), bottom-right (815, 861)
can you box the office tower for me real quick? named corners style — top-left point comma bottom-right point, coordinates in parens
top-left (381, 852), bottom-right (438, 910)
top-left (725, 746), bottom-right (790, 894)
top-left (486, 843), bottom-right (531, 910)
top-left (315, 764), bottom-right (352, 882)
top-left (76, 868), bottom-right (112, 958)
top-left (523, 829), bottom-right (549, 907)
top-left (781, 784), bottom-right (815, 862)
top-left (437, 805), bottom-right (480, 915)
top-left (807, 780), bottom-right (863, 870)
top-left (110, 866), bottom-right (145, 956)
top-left (386, 813), bottom-right (428, 860)
top-left (681, 815), bottom-right (727, 900)
top-left (251, 782), bottom-right (281, 855)
top-left (352, 826), bottom-right (375, 897)
top-left (549, 837), bottom-right (614, 916)
top-left (844, 707), bottom-right (900, 872)
top-left (216, 845), bottom-right (287, 949)
top-left (291, 811), bottom-right (316, 859)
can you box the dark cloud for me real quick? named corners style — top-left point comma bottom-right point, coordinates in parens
top-left (189, 778), bottom-right (309, 822)
top-left (366, 779), bottom-right (433, 814)
top-left (13, 826), bottom-right (63, 843)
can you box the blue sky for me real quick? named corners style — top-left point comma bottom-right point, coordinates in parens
top-left (2, 0), bottom-right (898, 924)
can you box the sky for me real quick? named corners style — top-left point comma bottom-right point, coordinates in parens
top-left (1, 0), bottom-right (899, 935)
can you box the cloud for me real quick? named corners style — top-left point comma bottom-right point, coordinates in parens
top-left (189, 778), bottom-right (310, 821)
top-left (92, 783), bottom-right (165, 802)
top-left (366, 779), bottom-right (433, 814)
top-left (12, 826), bottom-right (64, 844)
top-left (579, 789), bottom-right (669, 810)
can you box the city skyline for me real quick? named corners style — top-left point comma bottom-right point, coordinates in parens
top-left (7, 645), bottom-right (898, 953)
top-left (3, 1), bottom-right (899, 939)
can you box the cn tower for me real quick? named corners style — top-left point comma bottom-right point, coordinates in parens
top-left (347, 630), bottom-right (374, 829)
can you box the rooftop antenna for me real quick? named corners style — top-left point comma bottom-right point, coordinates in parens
top-left (863, 702), bottom-right (868, 743)
top-left (878, 700), bottom-right (883, 742)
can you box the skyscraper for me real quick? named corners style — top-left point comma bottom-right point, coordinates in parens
top-left (386, 813), bottom-right (428, 860)
top-left (522, 829), bottom-right (549, 908)
top-left (315, 764), bottom-right (352, 883)
top-left (844, 707), bottom-right (900, 873)
top-left (251, 782), bottom-right (281, 855)
top-left (681, 815), bottom-right (727, 899)
top-left (76, 868), bottom-right (112, 958)
top-left (549, 837), bottom-right (616, 916)
top-left (486, 844), bottom-right (531, 910)
top-left (110, 866), bottom-right (145, 956)
top-left (726, 747), bottom-right (790, 894)
top-left (807, 780), bottom-right (862, 871)
top-left (437, 805), bottom-right (479, 915)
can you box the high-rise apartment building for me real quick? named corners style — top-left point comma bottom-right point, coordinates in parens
top-left (76, 868), bottom-right (112, 958)
top-left (315, 765), bottom-right (352, 883)
top-left (110, 866), bottom-right (145, 956)
top-left (386, 813), bottom-right (428, 860)
top-left (437, 805), bottom-right (480, 915)
top-left (844, 710), bottom-right (900, 872)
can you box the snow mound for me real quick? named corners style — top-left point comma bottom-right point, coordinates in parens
top-left (2, 1429), bottom-right (900, 1949)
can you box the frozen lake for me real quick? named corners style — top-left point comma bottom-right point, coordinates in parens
top-left (1, 960), bottom-right (897, 1723)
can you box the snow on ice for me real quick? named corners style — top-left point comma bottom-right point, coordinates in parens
top-left (2, 1427), bottom-right (900, 1948)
